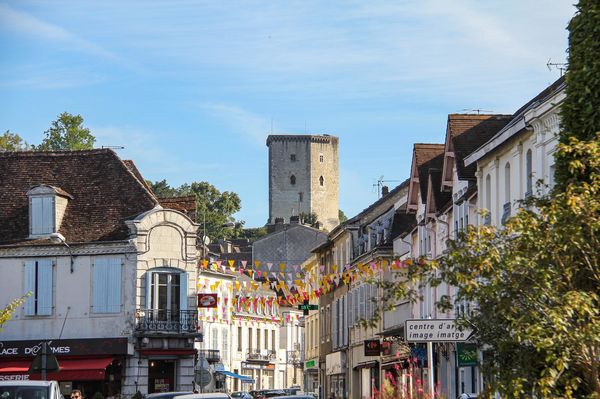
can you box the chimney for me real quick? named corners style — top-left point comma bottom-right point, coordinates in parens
top-left (275, 217), bottom-right (284, 224)
top-left (381, 185), bottom-right (389, 196)
top-left (290, 215), bottom-right (300, 224)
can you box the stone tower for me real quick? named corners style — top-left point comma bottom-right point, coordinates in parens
top-left (267, 134), bottom-right (339, 231)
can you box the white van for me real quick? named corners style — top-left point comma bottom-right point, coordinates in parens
top-left (0, 380), bottom-right (64, 399)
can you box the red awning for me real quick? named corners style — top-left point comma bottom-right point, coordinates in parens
top-left (0, 358), bottom-right (114, 381)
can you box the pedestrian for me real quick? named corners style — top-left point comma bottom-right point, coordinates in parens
top-left (71, 390), bottom-right (84, 399)
top-left (328, 392), bottom-right (335, 399)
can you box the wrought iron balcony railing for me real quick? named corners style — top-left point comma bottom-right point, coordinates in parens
top-left (136, 309), bottom-right (198, 333)
top-left (197, 349), bottom-right (220, 362)
top-left (246, 349), bottom-right (276, 362)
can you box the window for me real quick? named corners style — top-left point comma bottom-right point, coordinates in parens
top-left (271, 329), bottom-right (275, 351)
top-left (526, 149), bottom-right (533, 196)
top-left (30, 196), bottom-right (54, 236)
top-left (237, 326), bottom-right (242, 352)
top-left (222, 328), bottom-right (229, 362)
top-left (264, 328), bottom-right (269, 349)
top-left (257, 329), bottom-right (261, 350)
top-left (145, 269), bottom-right (189, 321)
top-left (298, 192), bottom-right (303, 202)
top-left (485, 174), bottom-right (492, 225)
top-left (290, 154), bottom-right (296, 162)
top-left (211, 326), bottom-right (219, 349)
top-left (24, 259), bottom-right (53, 316)
top-left (319, 176), bottom-right (324, 186)
top-left (249, 328), bottom-right (253, 351)
top-left (290, 175), bottom-right (296, 185)
top-left (505, 162), bottom-right (511, 204)
top-left (92, 257), bottom-right (122, 313)
top-left (319, 154), bottom-right (324, 163)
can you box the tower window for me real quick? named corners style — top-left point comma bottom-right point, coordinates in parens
top-left (319, 154), bottom-right (324, 163)
top-left (298, 192), bottom-right (303, 202)
top-left (290, 175), bottom-right (296, 185)
top-left (290, 154), bottom-right (296, 162)
top-left (319, 176), bottom-right (324, 186)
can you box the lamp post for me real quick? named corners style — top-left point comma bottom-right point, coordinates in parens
top-left (49, 232), bottom-right (74, 273)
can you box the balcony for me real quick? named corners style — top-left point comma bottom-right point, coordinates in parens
top-left (135, 309), bottom-right (198, 334)
top-left (246, 349), bottom-right (276, 363)
top-left (197, 349), bottom-right (220, 363)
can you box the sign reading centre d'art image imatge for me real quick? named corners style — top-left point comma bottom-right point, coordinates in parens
top-left (405, 319), bottom-right (473, 342)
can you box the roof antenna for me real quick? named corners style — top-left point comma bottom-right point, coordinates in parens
top-left (547, 58), bottom-right (567, 76)
top-left (372, 175), bottom-right (401, 198)
top-left (459, 109), bottom-right (494, 115)
top-left (101, 145), bottom-right (125, 150)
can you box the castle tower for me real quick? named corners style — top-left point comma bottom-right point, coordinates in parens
top-left (266, 134), bottom-right (339, 231)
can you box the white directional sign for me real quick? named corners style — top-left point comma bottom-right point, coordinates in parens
top-left (405, 319), bottom-right (473, 342)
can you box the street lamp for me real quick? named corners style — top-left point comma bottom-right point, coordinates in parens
top-left (49, 232), bottom-right (74, 273)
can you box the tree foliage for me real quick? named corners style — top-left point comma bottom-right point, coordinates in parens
top-left (0, 130), bottom-right (30, 151)
top-left (37, 112), bottom-right (95, 151)
top-left (148, 179), bottom-right (245, 240)
top-left (0, 295), bottom-right (29, 331)
top-left (339, 209), bottom-right (348, 223)
top-left (556, 0), bottom-right (600, 188)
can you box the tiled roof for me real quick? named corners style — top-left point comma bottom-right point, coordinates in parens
top-left (158, 196), bottom-right (197, 220)
top-left (0, 149), bottom-right (158, 245)
top-left (123, 159), bottom-right (156, 195)
top-left (449, 114), bottom-right (512, 180)
top-left (346, 178), bottom-right (410, 226)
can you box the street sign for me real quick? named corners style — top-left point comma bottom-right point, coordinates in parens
top-left (28, 353), bottom-right (60, 374)
top-left (405, 319), bottom-right (473, 342)
top-left (298, 300), bottom-right (318, 315)
top-left (194, 369), bottom-right (212, 387)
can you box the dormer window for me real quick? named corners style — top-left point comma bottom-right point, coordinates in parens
top-left (27, 185), bottom-right (72, 238)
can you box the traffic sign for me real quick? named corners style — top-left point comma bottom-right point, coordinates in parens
top-left (195, 369), bottom-right (212, 387)
top-left (405, 319), bottom-right (473, 342)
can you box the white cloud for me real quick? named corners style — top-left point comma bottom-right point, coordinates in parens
top-left (200, 103), bottom-right (271, 146)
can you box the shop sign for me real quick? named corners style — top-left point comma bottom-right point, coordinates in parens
top-left (405, 319), bottom-right (473, 342)
top-left (197, 293), bottom-right (218, 308)
top-left (325, 351), bottom-right (345, 375)
top-left (304, 359), bottom-right (316, 369)
top-left (456, 343), bottom-right (478, 367)
top-left (364, 339), bottom-right (381, 356)
top-left (241, 362), bottom-right (274, 370)
top-left (0, 375), bottom-right (30, 381)
top-left (0, 338), bottom-right (128, 358)
top-left (381, 341), bottom-right (392, 356)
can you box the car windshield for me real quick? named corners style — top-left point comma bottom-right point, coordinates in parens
top-left (0, 386), bottom-right (49, 399)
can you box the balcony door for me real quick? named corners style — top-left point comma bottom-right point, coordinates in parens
top-left (146, 269), bottom-right (188, 322)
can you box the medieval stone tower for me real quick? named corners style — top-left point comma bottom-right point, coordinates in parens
top-left (266, 134), bottom-right (339, 231)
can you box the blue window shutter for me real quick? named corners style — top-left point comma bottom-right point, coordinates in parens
top-left (106, 258), bottom-right (122, 313)
top-left (146, 272), bottom-right (152, 309)
top-left (41, 197), bottom-right (54, 234)
top-left (179, 272), bottom-right (189, 311)
top-left (92, 258), bottom-right (108, 313)
top-left (31, 198), bottom-right (43, 235)
top-left (24, 261), bottom-right (36, 315)
top-left (37, 259), bottom-right (53, 315)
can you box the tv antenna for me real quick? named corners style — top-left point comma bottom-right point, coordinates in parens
top-left (547, 58), bottom-right (567, 76)
top-left (101, 145), bottom-right (125, 150)
top-left (460, 109), bottom-right (494, 115)
top-left (372, 175), bottom-right (401, 197)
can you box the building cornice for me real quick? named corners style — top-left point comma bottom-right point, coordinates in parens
top-left (0, 241), bottom-right (136, 258)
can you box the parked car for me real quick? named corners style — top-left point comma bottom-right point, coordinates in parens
top-left (250, 390), bottom-right (287, 399)
top-left (173, 394), bottom-right (231, 399)
top-left (270, 396), bottom-right (315, 399)
top-left (0, 380), bottom-right (64, 399)
top-left (230, 393), bottom-right (252, 399)
top-left (457, 394), bottom-right (478, 399)
top-left (147, 392), bottom-right (194, 399)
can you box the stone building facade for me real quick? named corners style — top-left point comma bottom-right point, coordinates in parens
top-left (267, 135), bottom-right (339, 232)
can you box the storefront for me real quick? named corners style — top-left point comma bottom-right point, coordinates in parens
top-left (0, 338), bottom-right (129, 397)
top-left (303, 358), bottom-right (319, 394)
top-left (240, 362), bottom-right (275, 390)
top-left (325, 351), bottom-right (346, 399)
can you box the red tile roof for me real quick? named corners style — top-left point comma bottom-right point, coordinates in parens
top-left (158, 196), bottom-right (197, 220)
top-left (0, 149), bottom-right (158, 245)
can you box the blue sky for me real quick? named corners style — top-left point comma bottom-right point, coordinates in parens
top-left (0, 1), bottom-right (574, 227)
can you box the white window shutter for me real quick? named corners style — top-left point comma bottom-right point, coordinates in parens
top-left (179, 272), bottom-right (189, 311)
top-left (24, 261), bottom-right (36, 315)
top-left (332, 299), bottom-right (338, 348)
top-left (106, 258), bottom-right (122, 313)
top-left (31, 198), bottom-right (43, 235)
top-left (36, 259), bottom-right (53, 315)
top-left (41, 197), bottom-right (54, 234)
top-left (146, 271), bottom-right (153, 309)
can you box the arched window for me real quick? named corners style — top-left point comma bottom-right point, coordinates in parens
top-left (290, 175), bottom-right (296, 185)
top-left (319, 176), bottom-right (324, 186)
top-left (504, 162), bottom-right (511, 204)
top-left (485, 174), bottom-right (492, 225)
top-left (526, 149), bottom-right (533, 196)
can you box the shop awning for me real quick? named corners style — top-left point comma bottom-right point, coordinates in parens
top-left (216, 370), bottom-right (254, 384)
top-left (0, 357), bottom-right (114, 381)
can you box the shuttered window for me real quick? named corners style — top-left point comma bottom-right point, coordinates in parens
top-left (92, 257), bottom-right (122, 313)
top-left (24, 259), bottom-right (53, 316)
top-left (30, 196), bottom-right (54, 235)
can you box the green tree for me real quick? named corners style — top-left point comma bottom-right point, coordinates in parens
top-left (148, 179), bottom-right (245, 240)
top-left (556, 0), bottom-right (600, 188)
top-left (238, 226), bottom-right (268, 242)
top-left (1, 295), bottom-right (29, 331)
top-left (0, 130), bottom-right (30, 151)
top-left (37, 112), bottom-right (95, 151)
top-left (339, 209), bottom-right (348, 223)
